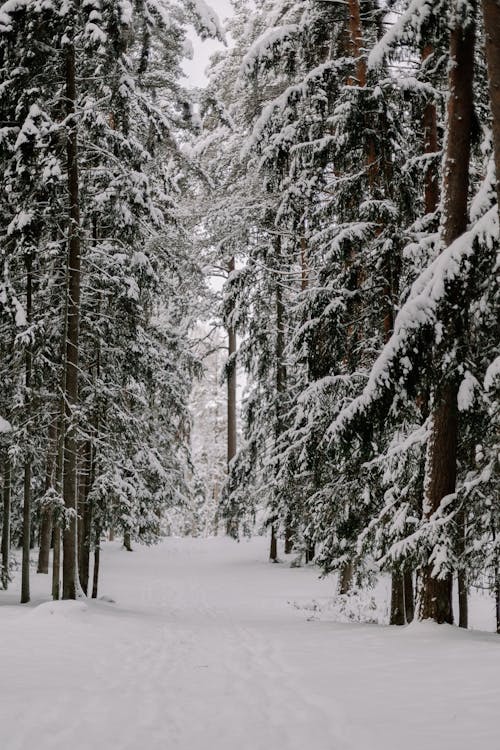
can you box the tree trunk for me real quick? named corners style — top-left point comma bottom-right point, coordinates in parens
top-left (52, 526), bottom-right (61, 600)
top-left (284, 526), bottom-right (294, 554)
top-left (1, 456), bottom-right (11, 589)
top-left (123, 530), bottom-right (133, 551)
top-left (390, 572), bottom-right (406, 625)
top-left (419, 5), bottom-right (476, 625)
top-left (391, 568), bottom-right (414, 625)
top-left (21, 253), bottom-right (32, 604)
top-left (37, 418), bottom-right (58, 574)
top-left (495, 566), bottom-right (500, 635)
top-left (481, 0), bottom-right (500, 211)
top-left (339, 561), bottom-right (353, 595)
top-left (62, 40), bottom-right (82, 600)
top-left (305, 543), bottom-right (315, 564)
top-left (269, 525), bottom-right (278, 562)
top-left (79, 441), bottom-right (95, 595)
top-left (227, 257), bottom-right (237, 468)
top-left (422, 44), bottom-right (440, 216)
top-left (91, 528), bottom-right (101, 598)
top-left (404, 568), bottom-right (415, 623)
top-left (458, 571), bottom-right (468, 628)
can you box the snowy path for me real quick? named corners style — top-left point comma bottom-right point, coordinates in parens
top-left (0, 537), bottom-right (498, 750)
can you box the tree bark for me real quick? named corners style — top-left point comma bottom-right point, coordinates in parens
top-left (21, 253), bottom-right (32, 604)
top-left (37, 418), bottom-right (58, 574)
top-left (123, 530), bottom-right (133, 551)
top-left (495, 565), bottom-right (500, 635)
top-left (1, 456), bottom-right (11, 589)
top-left (62, 40), bottom-right (82, 600)
top-left (419, 6), bottom-right (476, 624)
top-left (339, 561), bottom-right (353, 595)
top-left (390, 572), bottom-right (406, 625)
top-left (269, 525), bottom-right (278, 562)
top-left (422, 44), bottom-right (440, 216)
top-left (227, 257), bottom-right (237, 467)
top-left (52, 407), bottom-right (65, 600)
top-left (79, 441), bottom-right (95, 595)
top-left (91, 528), bottom-right (101, 598)
top-left (481, 0), bottom-right (500, 211)
top-left (305, 543), bottom-right (315, 564)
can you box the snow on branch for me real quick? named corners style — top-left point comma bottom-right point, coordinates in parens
top-left (368, 0), bottom-right (433, 68)
top-left (184, 0), bottom-right (226, 43)
top-left (242, 62), bottom-right (335, 158)
top-left (0, 415), bottom-right (11, 433)
top-left (327, 206), bottom-right (499, 441)
top-left (240, 24), bottom-right (300, 77)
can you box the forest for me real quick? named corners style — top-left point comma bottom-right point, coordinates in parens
top-left (0, 0), bottom-right (499, 641)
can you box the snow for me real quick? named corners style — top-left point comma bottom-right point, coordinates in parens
top-left (0, 536), bottom-right (498, 750)
top-left (0, 414), bottom-right (11, 432)
top-left (240, 24), bottom-right (299, 76)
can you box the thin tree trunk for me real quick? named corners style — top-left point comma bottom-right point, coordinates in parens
top-left (1, 456), bottom-right (11, 589)
top-left (37, 418), bottom-right (58, 574)
top-left (123, 530), bottom-right (132, 551)
top-left (284, 526), bottom-right (294, 555)
top-left (422, 44), bottom-right (440, 216)
top-left (495, 565), bottom-right (500, 635)
top-left (390, 572), bottom-right (406, 625)
top-left (481, 0), bottom-right (500, 211)
top-left (275, 236), bottom-right (290, 552)
top-left (404, 569), bottom-right (415, 623)
top-left (419, 6), bottom-right (476, 624)
top-left (79, 441), bottom-right (94, 595)
top-left (21, 253), bottom-right (32, 604)
top-left (52, 406), bottom-right (65, 600)
top-left (52, 526), bottom-right (61, 600)
top-left (227, 257), bottom-right (237, 468)
top-left (62, 40), bottom-right (82, 600)
top-left (91, 528), bottom-right (100, 598)
top-left (305, 543), bottom-right (315, 564)
top-left (269, 525), bottom-right (278, 562)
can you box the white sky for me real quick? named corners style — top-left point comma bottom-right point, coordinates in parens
top-left (182, 0), bottom-right (234, 87)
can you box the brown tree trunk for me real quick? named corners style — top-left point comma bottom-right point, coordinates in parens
top-left (347, 0), bottom-right (367, 86)
top-left (62, 40), bottom-right (82, 600)
top-left (481, 0), bottom-right (500, 211)
top-left (422, 44), bottom-right (440, 216)
top-left (419, 7), bottom-right (476, 624)
top-left (227, 257), bottom-right (237, 467)
top-left (21, 254), bottom-right (32, 604)
top-left (1, 456), bottom-right (11, 589)
top-left (37, 418), bottom-right (58, 574)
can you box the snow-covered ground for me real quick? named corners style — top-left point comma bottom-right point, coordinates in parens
top-left (0, 536), bottom-right (498, 750)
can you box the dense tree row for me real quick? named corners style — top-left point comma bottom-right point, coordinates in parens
top-left (198, 0), bottom-right (499, 629)
top-left (0, 0), bottom-right (222, 600)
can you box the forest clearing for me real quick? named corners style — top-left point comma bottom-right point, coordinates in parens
top-left (1, 536), bottom-right (499, 750)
